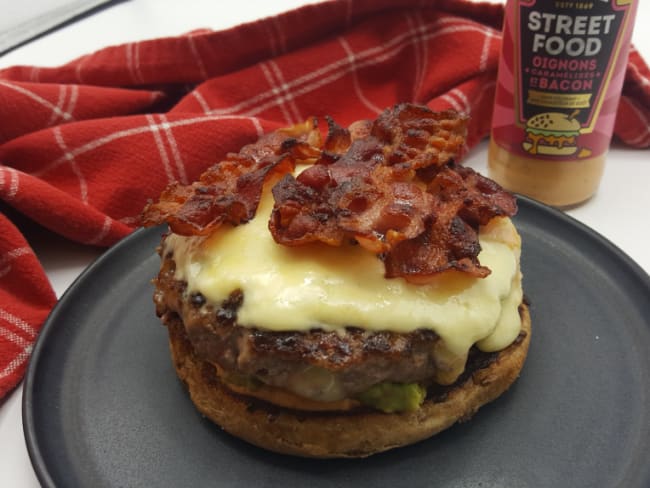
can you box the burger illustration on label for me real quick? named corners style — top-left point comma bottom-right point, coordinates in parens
top-left (522, 111), bottom-right (592, 159)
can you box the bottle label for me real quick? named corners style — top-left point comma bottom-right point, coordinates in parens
top-left (492, 0), bottom-right (637, 160)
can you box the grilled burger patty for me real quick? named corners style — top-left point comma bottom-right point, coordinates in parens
top-left (154, 244), bottom-right (524, 403)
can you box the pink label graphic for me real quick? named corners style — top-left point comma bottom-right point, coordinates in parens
top-left (492, 0), bottom-right (637, 160)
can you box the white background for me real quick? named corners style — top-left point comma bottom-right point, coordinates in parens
top-left (0, 1), bottom-right (649, 486)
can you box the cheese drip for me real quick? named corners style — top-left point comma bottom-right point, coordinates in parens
top-left (165, 188), bottom-right (523, 378)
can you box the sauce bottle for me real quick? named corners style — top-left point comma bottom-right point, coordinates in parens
top-left (488, 0), bottom-right (639, 207)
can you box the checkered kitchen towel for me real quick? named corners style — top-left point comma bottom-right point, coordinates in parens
top-left (1, 0), bottom-right (649, 398)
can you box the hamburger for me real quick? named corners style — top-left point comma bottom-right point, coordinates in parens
top-left (522, 111), bottom-right (581, 156)
top-left (142, 104), bottom-right (530, 458)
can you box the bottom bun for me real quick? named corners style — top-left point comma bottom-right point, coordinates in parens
top-left (165, 304), bottom-right (531, 458)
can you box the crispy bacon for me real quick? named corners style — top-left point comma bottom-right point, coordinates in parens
top-left (429, 164), bottom-right (518, 227)
top-left (141, 119), bottom-right (321, 236)
top-left (384, 165), bottom-right (517, 282)
top-left (323, 116), bottom-right (352, 154)
top-left (384, 215), bottom-right (487, 282)
top-left (372, 103), bottom-right (468, 173)
top-left (269, 104), bottom-right (516, 281)
top-left (144, 103), bottom-right (517, 281)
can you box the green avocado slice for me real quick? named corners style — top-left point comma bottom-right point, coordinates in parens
top-left (356, 382), bottom-right (426, 413)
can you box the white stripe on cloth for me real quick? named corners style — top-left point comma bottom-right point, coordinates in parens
top-left (270, 60), bottom-right (303, 123)
top-left (75, 54), bottom-right (89, 84)
top-left (0, 166), bottom-right (20, 200)
top-left (118, 215), bottom-right (141, 226)
top-left (0, 247), bottom-right (32, 280)
top-left (479, 29), bottom-right (498, 72)
top-left (264, 20), bottom-right (280, 58)
top-left (65, 85), bottom-right (79, 121)
top-left (0, 80), bottom-right (75, 122)
top-left (53, 126), bottom-right (89, 203)
top-left (405, 12), bottom-right (431, 101)
top-left (146, 113), bottom-right (176, 183)
top-left (86, 215), bottom-right (113, 246)
top-left (430, 93), bottom-right (462, 112)
top-left (126, 43), bottom-right (145, 85)
top-left (30, 67), bottom-right (40, 82)
top-left (474, 80), bottom-right (496, 111)
top-left (260, 63), bottom-right (295, 125)
top-left (0, 341), bottom-right (32, 379)
top-left (192, 90), bottom-right (212, 114)
top-left (134, 42), bottom-right (144, 83)
top-left (160, 113), bottom-right (189, 185)
top-left (449, 88), bottom-right (472, 114)
top-left (337, 37), bottom-right (383, 115)
top-left (35, 115), bottom-right (268, 176)
top-left (0, 308), bottom-right (37, 339)
top-left (125, 43), bottom-right (135, 83)
top-left (187, 35), bottom-right (209, 81)
top-left (629, 48), bottom-right (650, 89)
top-left (250, 117), bottom-right (264, 138)
top-left (0, 326), bottom-right (30, 350)
top-left (414, 14), bottom-right (429, 100)
top-left (405, 14), bottom-right (423, 101)
top-left (270, 15), bottom-right (288, 54)
top-left (47, 85), bottom-right (67, 127)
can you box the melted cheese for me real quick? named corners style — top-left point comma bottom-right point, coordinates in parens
top-left (165, 189), bottom-right (523, 375)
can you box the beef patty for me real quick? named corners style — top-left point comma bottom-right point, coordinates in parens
top-left (154, 244), bottom-right (502, 402)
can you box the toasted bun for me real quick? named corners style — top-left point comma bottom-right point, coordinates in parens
top-left (165, 304), bottom-right (531, 458)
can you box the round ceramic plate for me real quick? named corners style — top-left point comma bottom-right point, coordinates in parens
top-left (23, 197), bottom-right (650, 488)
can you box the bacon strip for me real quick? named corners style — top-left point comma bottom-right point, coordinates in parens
top-left (372, 103), bottom-right (468, 173)
top-left (141, 119), bottom-right (321, 236)
top-left (384, 165), bottom-right (518, 282)
top-left (269, 104), bottom-right (517, 281)
top-left (144, 104), bottom-right (517, 281)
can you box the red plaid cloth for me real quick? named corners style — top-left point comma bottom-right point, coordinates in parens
top-left (0, 0), bottom-right (648, 398)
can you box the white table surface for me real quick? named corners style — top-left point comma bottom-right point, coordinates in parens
top-left (1, 1), bottom-right (648, 486)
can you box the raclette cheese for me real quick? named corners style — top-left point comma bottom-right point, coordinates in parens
top-left (164, 184), bottom-right (524, 373)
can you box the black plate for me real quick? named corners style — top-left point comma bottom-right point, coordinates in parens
top-left (23, 197), bottom-right (650, 488)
